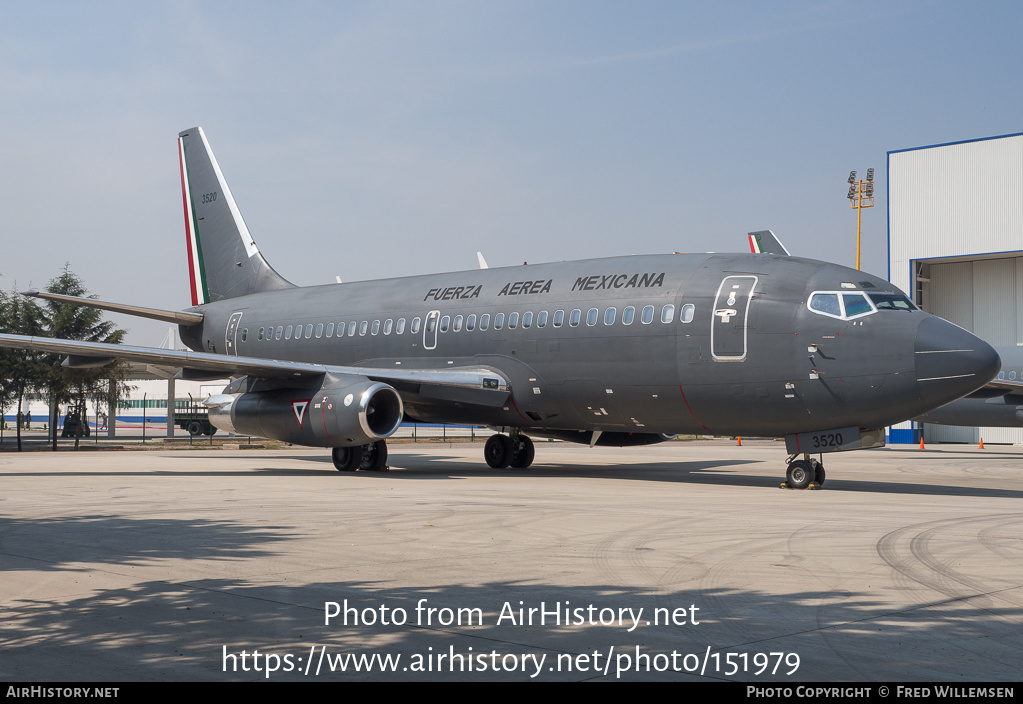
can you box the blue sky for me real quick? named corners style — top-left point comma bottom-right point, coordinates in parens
top-left (2, 1), bottom-right (1021, 343)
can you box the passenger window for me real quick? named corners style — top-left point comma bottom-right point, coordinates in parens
top-left (426, 317), bottom-right (436, 334)
top-left (440, 316), bottom-right (450, 333)
top-left (680, 304), bottom-right (695, 323)
top-left (348, 321), bottom-right (357, 337)
top-left (285, 325), bottom-right (293, 340)
top-left (396, 318), bottom-right (406, 334)
top-left (553, 310), bottom-right (564, 327)
top-left (294, 324), bottom-right (303, 340)
top-left (411, 317), bottom-right (421, 334)
top-left (275, 326), bottom-right (283, 340)
top-left (1012, 372), bottom-right (1018, 381)
top-left (570, 309), bottom-right (581, 327)
top-left (623, 306), bottom-right (635, 325)
top-left (508, 312), bottom-right (519, 329)
top-left (537, 311), bottom-right (548, 328)
top-left (326, 323), bottom-right (334, 337)
top-left (359, 321), bottom-right (368, 336)
top-left (453, 315), bottom-right (463, 332)
top-left (315, 323), bottom-right (323, 338)
top-left (337, 322), bottom-right (345, 337)
top-left (258, 327), bottom-right (264, 341)
top-left (466, 314), bottom-right (476, 331)
top-left (480, 314), bottom-right (490, 331)
top-left (661, 305), bottom-right (675, 323)
top-left (371, 320), bottom-right (381, 335)
top-left (495, 313), bottom-right (505, 330)
top-left (241, 328), bottom-right (247, 342)
top-left (810, 293), bottom-right (842, 317)
top-left (604, 307), bottom-right (616, 325)
top-left (522, 311), bottom-right (533, 328)
top-left (587, 308), bottom-right (598, 326)
top-left (641, 305), bottom-right (654, 324)
top-left (305, 324), bottom-right (313, 338)
top-left (384, 319), bottom-right (393, 335)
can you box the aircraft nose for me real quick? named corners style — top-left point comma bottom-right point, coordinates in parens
top-left (915, 316), bottom-right (999, 408)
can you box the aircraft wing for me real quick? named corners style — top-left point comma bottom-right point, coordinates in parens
top-left (0, 333), bottom-right (510, 407)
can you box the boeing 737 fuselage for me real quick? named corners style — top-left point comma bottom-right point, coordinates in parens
top-left (0, 128), bottom-right (1001, 488)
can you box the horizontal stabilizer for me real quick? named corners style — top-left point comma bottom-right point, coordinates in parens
top-left (22, 291), bottom-right (204, 326)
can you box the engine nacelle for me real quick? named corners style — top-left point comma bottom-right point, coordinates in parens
top-left (208, 377), bottom-right (403, 448)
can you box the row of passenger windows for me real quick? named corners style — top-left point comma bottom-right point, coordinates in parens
top-left (252, 303), bottom-right (697, 342)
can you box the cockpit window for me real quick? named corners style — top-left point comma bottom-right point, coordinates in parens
top-left (810, 293), bottom-right (842, 317)
top-left (808, 289), bottom-right (915, 320)
top-left (842, 293), bottom-right (873, 317)
top-left (868, 293), bottom-right (916, 311)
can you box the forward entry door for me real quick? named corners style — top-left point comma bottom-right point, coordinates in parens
top-left (711, 276), bottom-right (757, 361)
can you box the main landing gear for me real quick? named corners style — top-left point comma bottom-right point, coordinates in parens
top-left (332, 440), bottom-right (388, 472)
top-left (783, 454), bottom-right (825, 490)
top-left (484, 432), bottom-right (535, 469)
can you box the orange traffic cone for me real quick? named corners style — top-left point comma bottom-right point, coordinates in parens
top-left (919, 437), bottom-right (925, 449)
top-left (979, 438), bottom-right (985, 449)
top-left (737, 437), bottom-right (742, 446)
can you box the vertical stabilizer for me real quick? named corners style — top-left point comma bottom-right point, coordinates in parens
top-left (178, 127), bottom-right (294, 305)
top-left (747, 230), bottom-right (791, 256)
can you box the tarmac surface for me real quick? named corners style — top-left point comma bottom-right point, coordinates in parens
top-left (1, 439), bottom-right (1021, 682)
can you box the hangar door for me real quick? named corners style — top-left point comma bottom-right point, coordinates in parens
top-left (917, 255), bottom-right (1023, 444)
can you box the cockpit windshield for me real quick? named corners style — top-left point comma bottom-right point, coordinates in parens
top-left (807, 290), bottom-right (916, 320)
top-left (867, 293), bottom-right (916, 311)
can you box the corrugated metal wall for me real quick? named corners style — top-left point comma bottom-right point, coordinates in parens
top-left (889, 134), bottom-right (1023, 445)
top-left (890, 134), bottom-right (1023, 293)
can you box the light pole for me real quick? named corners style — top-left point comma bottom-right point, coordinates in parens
top-left (847, 168), bottom-right (875, 270)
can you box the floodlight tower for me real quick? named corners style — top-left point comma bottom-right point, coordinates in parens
top-left (847, 168), bottom-right (875, 270)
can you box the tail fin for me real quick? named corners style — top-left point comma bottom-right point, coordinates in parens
top-left (177, 127), bottom-right (294, 305)
top-left (747, 229), bottom-right (791, 256)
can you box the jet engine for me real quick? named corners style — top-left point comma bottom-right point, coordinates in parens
top-left (207, 375), bottom-right (403, 448)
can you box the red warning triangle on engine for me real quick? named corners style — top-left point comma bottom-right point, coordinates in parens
top-left (292, 399), bottom-right (311, 428)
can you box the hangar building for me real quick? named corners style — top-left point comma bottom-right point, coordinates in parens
top-left (888, 131), bottom-right (1023, 444)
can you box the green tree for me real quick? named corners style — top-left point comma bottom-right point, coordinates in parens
top-left (0, 282), bottom-right (45, 451)
top-left (38, 265), bottom-right (128, 450)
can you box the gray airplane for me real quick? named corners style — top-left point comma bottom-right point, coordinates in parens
top-left (0, 128), bottom-right (1002, 488)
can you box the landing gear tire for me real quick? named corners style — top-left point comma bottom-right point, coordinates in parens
top-left (786, 459), bottom-right (814, 490)
top-left (332, 446), bottom-right (360, 472)
top-left (484, 434), bottom-right (512, 468)
top-left (359, 440), bottom-right (388, 471)
top-left (810, 458), bottom-right (826, 487)
top-left (509, 435), bottom-right (535, 469)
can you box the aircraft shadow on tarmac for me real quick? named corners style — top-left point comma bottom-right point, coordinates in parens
top-left (4, 450), bottom-right (1022, 499)
top-left (285, 453), bottom-right (1023, 500)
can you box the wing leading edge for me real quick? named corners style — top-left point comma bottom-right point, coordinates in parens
top-left (0, 333), bottom-right (511, 408)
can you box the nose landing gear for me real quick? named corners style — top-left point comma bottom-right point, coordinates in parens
top-left (783, 454), bottom-right (825, 489)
